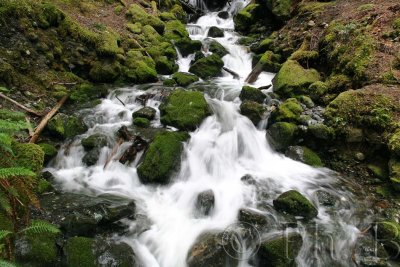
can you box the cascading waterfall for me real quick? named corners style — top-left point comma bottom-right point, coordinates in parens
top-left (47, 0), bottom-right (372, 266)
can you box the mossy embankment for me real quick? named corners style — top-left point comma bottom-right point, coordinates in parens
top-left (234, 0), bottom-right (400, 242)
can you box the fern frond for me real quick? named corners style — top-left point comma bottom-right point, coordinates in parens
top-left (0, 192), bottom-right (11, 214)
top-left (0, 109), bottom-right (25, 121)
top-left (12, 176), bottom-right (39, 208)
top-left (0, 167), bottom-right (35, 179)
top-left (0, 119), bottom-right (27, 134)
top-left (21, 220), bottom-right (60, 235)
top-left (0, 230), bottom-right (13, 241)
top-left (0, 260), bottom-right (18, 267)
top-left (0, 133), bottom-right (13, 155)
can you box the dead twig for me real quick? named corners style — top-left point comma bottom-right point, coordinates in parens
top-left (0, 93), bottom-right (43, 117)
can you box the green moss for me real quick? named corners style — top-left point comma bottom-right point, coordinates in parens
top-left (255, 38), bottom-right (274, 54)
top-left (89, 60), bottom-right (121, 83)
top-left (164, 20), bottom-right (188, 41)
top-left (132, 107), bottom-right (156, 120)
top-left (47, 113), bottom-right (88, 140)
top-left (298, 1), bottom-right (333, 16)
top-left (155, 56), bottom-right (178, 75)
top-left (163, 78), bottom-right (177, 87)
top-left (81, 134), bottom-right (107, 150)
top-left (209, 40), bottom-right (228, 58)
top-left (160, 89), bottom-right (211, 131)
top-left (389, 129), bottom-right (400, 157)
top-left (133, 117), bottom-right (150, 128)
top-left (258, 233), bottom-right (302, 267)
top-left (239, 86), bottom-right (266, 103)
top-left (137, 131), bottom-right (189, 184)
top-left (267, 122), bottom-right (298, 151)
top-left (38, 143), bottom-right (57, 163)
top-left (160, 12), bottom-right (176, 21)
top-left (375, 221), bottom-right (400, 252)
top-left (189, 54), bottom-right (224, 79)
top-left (273, 60), bottom-right (320, 97)
top-left (172, 72), bottom-right (199, 87)
top-left (126, 22), bottom-right (142, 34)
top-left (308, 124), bottom-right (335, 140)
top-left (13, 143), bottom-right (44, 174)
top-left (240, 101), bottom-right (266, 125)
top-left (357, 4), bottom-right (375, 12)
top-left (123, 51), bottom-right (157, 83)
top-left (96, 31), bottom-right (123, 56)
top-left (70, 83), bottom-right (107, 104)
top-left (233, 4), bottom-right (260, 33)
top-left (114, 5), bottom-right (124, 15)
top-left (265, 0), bottom-right (293, 20)
top-left (271, 98), bottom-right (303, 123)
top-left (65, 237), bottom-right (96, 267)
top-left (257, 50), bottom-right (281, 72)
top-left (286, 146), bottom-right (323, 167)
top-left (170, 4), bottom-right (187, 22)
top-left (175, 38), bottom-right (202, 57)
top-left (126, 4), bottom-right (165, 34)
top-left (367, 164), bottom-right (388, 180)
top-left (394, 18), bottom-right (400, 29)
top-left (273, 190), bottom-right (318, 218)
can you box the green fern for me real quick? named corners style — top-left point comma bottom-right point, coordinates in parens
top-left (0, 109), bottom-right (25, 122)
top-left (0, 230), bottom-right (12, 241)
top-left (0, 167), bottom-right (35, 179)
top-left (0, 260), bottom-right (17, 267)
top-left (0, 192), bottom-right (11, 214)
top-left (0, 120), bottom-right (27, 134)
top-left (0, 133), bottom-right (13, 155)
top-left (21, 220), bottom-right (60, 235)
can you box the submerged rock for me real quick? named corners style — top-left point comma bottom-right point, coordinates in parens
top-left (285, 146), bottom-right (323, 167)
top-left (217, 11), bottom-right (229, 19)
top-left (273, 190), bottom-right (318, 219)
top-left (137, 131), bottom-right (189, 184)
top-left (315, 190), bottom-right (337, 207)
top-left (187, 231), bottom-right (238, 267)
top-left (189, 54), bottom-right (224, 79)
top-left (257, 232), bottom-right (303, 267)
top-left (160, 89), bottom-right (211, 131)
top-left (82, 147), bottom-right (101, 166)
top-left (195, 189), bottom-right (215, 216)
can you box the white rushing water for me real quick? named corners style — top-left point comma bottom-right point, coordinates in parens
top-left (48, 0), bottom-right (371, 266)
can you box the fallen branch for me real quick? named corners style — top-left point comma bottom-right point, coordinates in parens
top-left (103, 126), bottom-right (134, 169)
top-left (0, 93), bottom-right (43, 117)
top-left (115, 95), bottom-right (126, 106)
top-left (223, 67), bottom-right (240, 79)
top-left (103, 138), bottom-right (124, 170)
top-left (245, 64), bottom-right (263, 84)
top-left (29, 95), bottom-right (69, 143)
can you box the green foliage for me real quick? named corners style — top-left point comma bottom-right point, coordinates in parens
top-left (65, 237), bottom-right (96, 267)
top-left (133, 117), bottom-right (150, 128)
top-left (21, 220), bottom-right (60, 235)
top-left (0, 260), bottom-right (17, 267)
top-left (0, 167), bottom-right (35, 179)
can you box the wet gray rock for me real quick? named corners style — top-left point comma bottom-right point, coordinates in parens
top-left (203, 0), bottom-right (228, 11)
top-left (82, 147), bottom-right (101, 166)
top-left (241, 174), bottom-right (257, 185)
top-left (132, 107), bottom-right (156, 121)
top-left (196, 189), bottom-right (215, 216)
top-left (207, 26), bottom-right (224, 38)
top-left (315, 190), bottom-right (337, 207)
top-left (354, 235), bottom-right (389, 267)
top-left (217, 11), bottom-right (229, 19)
top-left (81, 133), bottom-right (108, 151)
top-left (238, 208), bottom-right (268, 229)
top-left (187, 231), bottom-right (238, 267)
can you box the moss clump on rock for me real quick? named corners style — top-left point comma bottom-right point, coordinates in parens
top-left (123, 50), bottom-right (158, 83)
top-left (133, 117), bottom-right (150, 128)
top-left (164, 20), bottom-right (189, 41)
top-left (172, 72), bottom-right (199, 87)
top-left (160, 89), bottom-right (211, 130)
top-left (89, 60), bottom-right (121, 83)
top-left (285, 146), bottom-right (323, 167)
top-left (132, 107), bottom-right (156, 121)
top-left (273, 190), bottom-right (318, 218)
top-left (267, 122), bottom-right (298, 151)
top-left (239, 86), bottom-right (266, 103)
top-left (273, 60), bottom-right (320, 97)
top-left (265, 0), bottom-right (294, 21)
top-left (258, 50), bottom-right (281, 72)
top-left (38, 143), bottom-right (57, 163)
top-left (208, 40), bottom-right (228, 58)
top-left (233, 4), bottom-right (261, 33)
top-left (375, 221), bottom-right (400, 253)
top-left (81, 134), bottom-right (108, 150)
top-left (126, 4), bottom-right (165, 34)
top-left (257, 232), bottom-right (302, 267)
top-left (13, 143), bottom-right (44, 173)
top-left (308, 123), bottom-right (335, 141)
top-left (175, 38), bottom-right (202, 57)
top-left (65, 237), bottom-right (96, 267)
top-left (271, 98), bottom-right (303, 123)
top-left (389, 158), bottom-right (400, 191)
top-left (47, 113), bottom-right (88, 140)
top-left (137, 131), bottom-right (189, 184)
top-left (189, 54), bottom-right (224, 79)
top-left (240, 101), bottom-right (266, 125)
top-left (389, 129), bottom-right (400, 157)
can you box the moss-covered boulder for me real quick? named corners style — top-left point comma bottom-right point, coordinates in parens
top-left (89, 60), bottom-right (121, 83)
top-left (240, 101), bottom-right (266, 125)
top-left (265, 0), bottom-right (294, 21)
top-left (273, 60), bottom-right (320, 97)
top-left (189, 54), bottom-right (224, 79)
top-left (374, 221), bottom-right (400, 254)
top-left (164, 20), bottom-right (189, 41)
top-left (123, 50), bottom-right (158, 83)
top-left (285, 146), bottom-right (323, 167)
top-left (137, 131), bottom-right (189, 184)
top-left (15, 222), bottom-right (59, 266)
top-left (133, 117), bottom-right (150, 128)
top-left (155, 56), bottom-right (178, 75)
top-left (13, 143), bottom-right (44, 173)
top-left (187, 231), bottom-right (238, 267)
top-left (239, 85), bottom-right (266, 103)
top-left (175, 38), bottom-right (202, 57)
top-left (273, 190), bottom-right (318, 219)
top-left (258, 50), bottom-right (281, 73)
top-left (208, 40), bottom-right (228, 58)
top-left (257, 232), bottom-right (303, 267)
top-left (38, 143), bottom-right (58, 163)
top-left (160, 89), bottom-right (211, 131)
top-left (234, 4), bottom-right (261, 33)
top-left (132, 107), bottom-right (156, 120)
top-left (207, 26), bottom-right (224, 38)
top-left (307, 123), bottom-right (335, 141)
top-left (270, 98), bottom-right (303, 123)
top-left (47, 113), bottom-right (88, 139)
top-left (267, 122), bottom-right (298, 151)
top-left (81, 134), bottom-right (108, 151)
top-left (126, 4), bottom-right (165, 34)
top-left (172, 72), bottom-right (199, 87)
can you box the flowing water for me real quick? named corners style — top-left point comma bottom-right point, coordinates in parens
top-left (47, 0), bottom-right (372, 266)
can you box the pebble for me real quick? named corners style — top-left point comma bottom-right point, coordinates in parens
top-left (355, 152), bottom-right (365, 161)
top-left (308, 20), bottom-right (316, 27)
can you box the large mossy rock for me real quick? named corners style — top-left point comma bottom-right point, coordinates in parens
top-left (81, 134), bottom-right (108, 151)
top-left (38, 143), bottom-right (58, 163)
top-left (65, 236), bottom-right (138, 267)
top-left (265, 0), bottom-right (294, 21)
top-left (273, 190), bottom-right (318, 219)
top-left (258, 50), bottom-right (282, 72)
top-left (172, 72), bottom-right (199, 87)
top-left (132, 107), bottom-right (156, 121)
top-left (137, 131), bottom-right (189, 184)
top-left (273, 60), bottom-right (320, 97)
top-left (267, 122), bottom-right (298, 151)
top-left (285, 146), bottom-right (323, 167)
top-left (189, 54), bottom-right (224, 79)
top-left (374, 221), bottom-right (400, 254)
top-left (257, 232), bottom-right (303, 267)
top-left (126, 4), bottom-right (165, 34)
top-left (207, 26), bottom-right (224, 38)
top-left (270, 98), bottom-right (303, 123)
top-left (239, 85), bottom-right (266, 103)
top-left (160, 89), bottom-right (211, 131)
top-left (47, 113), bottom-right (88, 140)
top-left (175, 38), bottom-right (202, 57)
top-left (240, 101), bottom-right (266, 125)
top-left (89, 60), bottom-right (121, 83)
top-left (187, 231), bottom-right (238, 267)
top-left (234, 4), bottom-right (262, 33)
top-left (123, 50), bottom-right (158, 83)
top-left (208, 40), bottom-right (228, 58)
top-left (13, 143), bottom-right (45, 173)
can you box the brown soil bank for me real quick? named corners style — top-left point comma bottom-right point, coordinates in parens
top-left (235, 0), bottom-right (400, 247)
